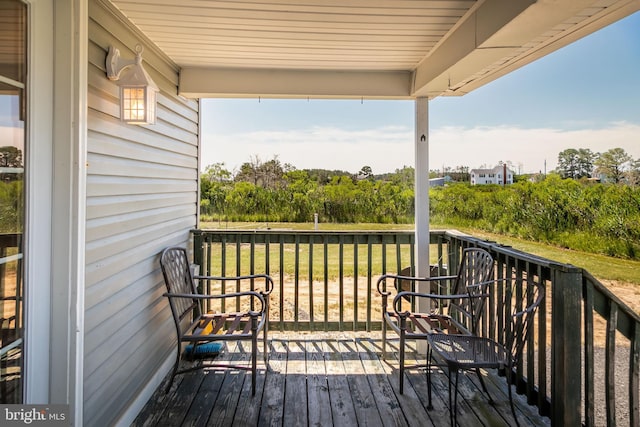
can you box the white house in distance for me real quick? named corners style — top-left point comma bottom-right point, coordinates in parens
top-left (470, 165), bottom-right (514, 185)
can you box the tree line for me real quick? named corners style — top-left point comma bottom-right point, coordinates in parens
top-left (430, 175), bottom-right (640, 259)
top-left (200, 156), bottom-right (415, 224)
top-left (201, 149), bottom-right (640, 259)
top-left (556, 147), bottom-right (640, 184)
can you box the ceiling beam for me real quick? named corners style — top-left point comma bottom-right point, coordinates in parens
top-left (455, 0), bottom-right (640, 95)
top-left (412, 0), bottom-right (640, 98)
top-left (411, 0), bottom-right (536, 98)
top-left (179, 67), bottom-right (412, 99)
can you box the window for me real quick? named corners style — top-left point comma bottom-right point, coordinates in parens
top-left (0, 0), bottom-right (27, 404)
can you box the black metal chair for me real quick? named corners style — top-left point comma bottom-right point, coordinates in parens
top-left (426, 278), bottom-right (545, 427)
top-left (159, 246), bottom-right (273, 395)
top-left (377, 247), bottom-right (494, 393)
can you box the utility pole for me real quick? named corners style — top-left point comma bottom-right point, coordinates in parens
top-left (503, 163), bottom-right (507, 187)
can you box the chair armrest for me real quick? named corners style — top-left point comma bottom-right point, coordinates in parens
top-left (163, 290), bottom-right (266, 313)
top-left (194, 273), bottom-right (275, 295)
top-left (376, 273), bottom-right (457, 296)
top-left (392, 291), bottom-right (470, 315)
top-left (376, 273), bottom-right (429, 296)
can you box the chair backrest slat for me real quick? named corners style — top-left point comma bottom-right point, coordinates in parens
top-left (506, 279), bottom-right (544, 363)
top-left (448, 248), bottom-right (494, 334)
top-left (160, 246), bottom-right (201, 325)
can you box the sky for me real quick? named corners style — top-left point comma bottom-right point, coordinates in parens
top-left (201, 11), bottom-right (640, 175)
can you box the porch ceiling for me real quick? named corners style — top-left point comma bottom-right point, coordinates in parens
top-left (109, 0), bottom-right (640, 99)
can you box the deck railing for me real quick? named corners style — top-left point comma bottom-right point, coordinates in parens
top-left (191, 228), bottom-right (640, 427)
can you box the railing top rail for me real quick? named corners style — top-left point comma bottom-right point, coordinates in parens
top-left (193, 228), bottom-right (581, 271)
top-left (436, 230), bottom-right (582, 273)
top-left (193, 229), bottom-right (417, 236)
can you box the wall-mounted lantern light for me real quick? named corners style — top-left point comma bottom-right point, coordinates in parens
top-left (106, 44), bottom-right (158, 125)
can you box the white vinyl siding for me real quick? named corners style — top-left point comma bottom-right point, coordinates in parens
top-left (83, 1), bottom-right (199, 425)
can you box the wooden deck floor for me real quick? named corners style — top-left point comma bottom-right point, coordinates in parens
top-left (132, 333), bottom-right (551, 427)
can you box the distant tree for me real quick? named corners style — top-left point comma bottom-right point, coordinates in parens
top-left (200, 163), bottom-right (233, 219)
top-left (306, 168), bottom-right (352, 184)
top-left (625, 158), bottom-right (640, 186)
top-left (391, 166), bottom-right (414, 186)
top-left (202, 162), bottom-right (232, 183)
top-left (259, 157), bottom-right (285, 189)
top-left (0, 146), bottom-right (22, 168)
top-left (235, 157), bottom-right (261, 185)
top-left (594, 148), bottom-right (632, 183)
top-left (450, 165), bottom-right (470, 182)
top-left (234, 155), bottom-right (285, 188)
top-left (557, 148), bottom-right (595, 179)
top-left (358, 165), bottom-right (373, 180)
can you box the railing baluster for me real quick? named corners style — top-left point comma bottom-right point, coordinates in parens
top-left (323, 235), bottom-right (329, 331)
top-left (606, 300), bottom-right (618, 426)
top-left (524, 262), bottom-right (535, 399)
top-left (265, 234), bottom-right (270, 276)
top-left (236, 237), bottom-right (241, 312)
top-left (339, 234), bottom-right (344, 332)
top-left (631, 323), bottom-right (639, 427)
top-left (309, 235), bottom-right (314, 330)
top-left (221, 235), bottom-right (227, 313)
top-left (515, 263), bottom-right (524, 390)
top-left (536, 265), bottom-right (549, 415)
top-left (250, 234), bottom-right (256, 311)
top-left (366, 235), bottom-right (372, 332)
top-left (410, 235), bottom-right (416, 313)
top-left (381, 240), bottom-right (386, 275)
top-left (353, 238), bottom-right (358, 332)
top-left (584, 278), bottom-right (595, 427)
top-left (279, 234), bottom-right (285, 332)
top-left (294, 234), bottom-right (300, 331)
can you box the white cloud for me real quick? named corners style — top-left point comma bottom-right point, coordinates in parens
top-left (202, 122), bottom-right (640, 174)
top-left (202, 125), bottom-right (414, 174)
top-left (0, 126), bottom-right (24, 149)
top-left (431, 122), bottom-right (640, 173)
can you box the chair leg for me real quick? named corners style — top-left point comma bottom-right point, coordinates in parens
top-left (399, 328), bottom-right (405, 394)
top-left (263, 315), bottom-right (269, 362)
top-left (263, 299), bottom-right (270, 362)
top-left (426, 347), bottom-right (434, 410)
top-left (452, 369), bottom-right (460, 427)
top-left (475, 367), bottom-right (494, 405)
top-left (507, 368), bottom-right (521, 427)
top-left (252, 323), bottom-right (258, 396)
top-left (165, 346), bottom-right (181, 394)
top-left (447, 368), bottom-right (455, 427)
top-left (381, 314), bottom-right (387, 360)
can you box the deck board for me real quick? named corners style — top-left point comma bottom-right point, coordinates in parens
top-left (321, 338), bottom-right (359, 427)
top-left (132, 333), bottom-right (551, 427)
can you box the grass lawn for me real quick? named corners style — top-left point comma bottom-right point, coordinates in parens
top-left (199, 220), bottom-right (640, 286)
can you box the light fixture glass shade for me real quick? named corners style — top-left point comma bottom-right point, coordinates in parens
top-left (117, 61), bottom-right (158, 124)
top-left (120, 85), bottom-right (156, 124)
top-left (107, 45), bottom-right (159, 125)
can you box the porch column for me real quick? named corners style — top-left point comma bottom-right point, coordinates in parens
top-left (415, 97), bottom-right (430, 285)
top-left (50, 0), bottom-right (88, 424)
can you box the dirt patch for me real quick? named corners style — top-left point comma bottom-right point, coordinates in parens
top-left (599, 279), bottom-right (640, 314)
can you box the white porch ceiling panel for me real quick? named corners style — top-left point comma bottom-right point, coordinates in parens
top-left (109, 0), bottom-right (640, 99)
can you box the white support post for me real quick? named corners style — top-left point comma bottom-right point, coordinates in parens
top-left (415, 98), bottom-right (430, 288)
top-left (50, 0), bottom-right (88, 424)
top-left (415, 98), bottom-right (430, 352)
